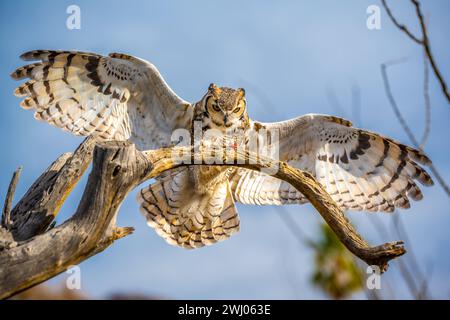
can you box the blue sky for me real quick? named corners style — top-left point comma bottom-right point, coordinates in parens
top-left (0, 0), bottom-right (449, 299)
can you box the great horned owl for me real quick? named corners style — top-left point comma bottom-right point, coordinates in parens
top-left (11, 50), bottom-right (434, 248)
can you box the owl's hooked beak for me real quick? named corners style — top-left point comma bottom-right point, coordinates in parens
top-left (223, 114), bottom-right (234, 128)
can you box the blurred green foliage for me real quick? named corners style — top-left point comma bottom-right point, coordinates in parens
top-left (311, 223), bottom-right (364, 299)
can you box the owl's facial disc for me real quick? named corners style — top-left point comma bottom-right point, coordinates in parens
top-left (205, 84), bottom-right (247, 129)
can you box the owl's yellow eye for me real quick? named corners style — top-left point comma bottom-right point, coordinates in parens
top-left (206, 97), bottom-right (221, 112)
top-left (233, 99), bottom-right (246, 113)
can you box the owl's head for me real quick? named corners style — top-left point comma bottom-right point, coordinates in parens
top-left (201, 83), bottom-right (247, 130)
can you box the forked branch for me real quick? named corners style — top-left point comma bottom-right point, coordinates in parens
top-left (0, 141), bottom-right (405, 299)
top-left (381, 0), bottom-right (450, 104)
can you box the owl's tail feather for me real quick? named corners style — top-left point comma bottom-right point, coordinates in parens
top-left (137, 168), bottom-right (240, 249)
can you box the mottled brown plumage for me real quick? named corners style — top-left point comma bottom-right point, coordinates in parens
top-left (140, 84), bottom-right (249, 248)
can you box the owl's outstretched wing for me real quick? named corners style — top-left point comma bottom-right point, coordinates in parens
top-left (231, 114), bottom-right (433, 212)
top-left (11, 50), bottom-right (193, 150)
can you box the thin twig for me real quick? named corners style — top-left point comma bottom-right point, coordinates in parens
top-left (370, 214), bottom-right (422, 299)
top-left (417, 262), bottom-right (434, 299)
top-left (396, 253), bottom-right (420, 299)
top-left (428, 163), bottom-right (450, 196)
top-left (354, 77), bottom-right (427, 298)
top-left (411, 0), bottom-right (450, 103)
top-left (381, 0), bottom-right (450, 103)
top-left (274, 206), bottom-right (318, 249)
top-left (367, 215), bottom-right (396, 299)
top-left (381, 0), bottom-right (422, 44)
top-left (392, 215), bottom-right (423, 285)
top-left (2, 167), bottom-right (22, 229)
top-left (379, 58), bottom-right (447, 296)
top-left (420, 48), bottom-right (431, 149)
top-left (326, 86), bottom-right (347, 117)
top-left (370, 213), bottom-right (430, 300)
top-left (391, 214), bottom-right (430, 299)
top-left (381, 60), bottom-right (450, 197)
top-left (380, 59), bottom-right (419, 146)
top-left (351, 84), bottom-right (362, 126)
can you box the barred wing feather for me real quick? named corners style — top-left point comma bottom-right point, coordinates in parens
top-left (231, 114), bottom-right (433, 212)
top-left (11, 50), bottom-right (193, 150)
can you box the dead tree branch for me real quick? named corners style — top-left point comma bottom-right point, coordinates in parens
top-left (0, 141), bottom-right (138, 299)
top-left (1, 141), bottom-right (406, 299)
top-left (9, 137), bottom-right (96, 241)
top-left (381, 0), bottom-right (421, 44)
top-left (381, 0), bottom-right (450, 103)
top-left (1, 167), bottom-right (22, 230)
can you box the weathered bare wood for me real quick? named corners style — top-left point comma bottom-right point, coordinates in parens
top-left (0, 227), bottom-right (16, 252)
top-left (1, 167), bottom-right (22, 230)
top-left (0, 141), bottom-right (143, 299)
top-left (0, 142), bottom-right (405, 299)
top-left (10, 137), bottom-right (96, 241)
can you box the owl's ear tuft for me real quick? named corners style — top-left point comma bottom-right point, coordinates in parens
top-left (238, 88), bottom-right (246, 97)
top-left (209, 83), bottom-right (218, 91)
